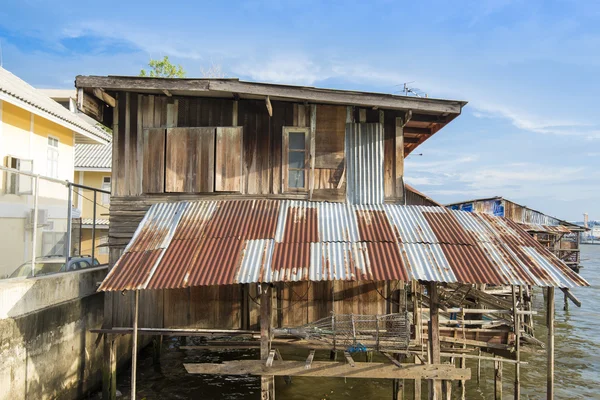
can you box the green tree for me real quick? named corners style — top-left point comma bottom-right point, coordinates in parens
top-left (139, 56), bottom-right (186, 78)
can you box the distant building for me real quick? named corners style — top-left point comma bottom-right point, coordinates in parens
top-left (447, 197), bottom-right (587, 272)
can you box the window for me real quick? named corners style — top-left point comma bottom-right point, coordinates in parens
top-left (47, 136), bottom-right (59, 178)
top-left (101, 176), bottom-right (111, 205)
top-left (282, 127), bottom-right (309, 192)
top-left (4, 156), bottom-right (33, 194)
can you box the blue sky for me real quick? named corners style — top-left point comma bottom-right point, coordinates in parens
top-left (1, 0), bottom-right (598, 221)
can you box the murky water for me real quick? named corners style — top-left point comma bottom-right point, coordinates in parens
top-left (105, 245), bottom-right (600, 399)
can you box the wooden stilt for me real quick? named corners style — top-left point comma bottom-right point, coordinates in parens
top-left (102, 334), bottom-right (117, 400)
top-left (261, 284), bottom-right (275, 400)
top-left (477, 349), bottom-right (481, 385)
top-left (428, 282), bottom-right (441, 400)
top-left (547, 287), bottom-right (555, 400)
top-left (563, 291), bottom-right (569, 311)
top-left (494, 357), bottom-right (502, 400)
top-left (512, 286), bottom-right (521, 400)
top-left (413, 356), bottom-right (422, 400)
top-left (131, 290), bottom-right (139, 400)
top-left (460, 356), bottom-right (465, 400)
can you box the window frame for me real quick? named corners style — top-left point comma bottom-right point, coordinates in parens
top-left (282, 127), bottom-right (310, 193)
top-left (4, 156), bottom-right (34, 195)
top-left (101, 176), bottom-right (111, 205)
top-left (46, 135), bottom-right (60, 179)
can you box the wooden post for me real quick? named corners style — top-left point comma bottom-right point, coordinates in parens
top-left (428, 282), bottom-right (441, 400)
top-left (547, 287), bottom-right (555, 400)
top-left (512, 286), bottom-right (521, 400)
top-left (414, 356), bottom-right (422, 400)
top-left (477, 349), bottom-right (481, 384)
top-left (131, 290), bottom-right (139, 400)
top-left (494, 357), bottom-right (502, 400)
top-left (261, 283), bottom-right (275, 400)
top-left (102, 334), bottom-right (117, 400)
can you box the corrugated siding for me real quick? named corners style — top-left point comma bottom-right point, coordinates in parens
top-left (346, 123), bottom-right (384, 205)
top-left (99, 199), bottom-right (589, 291)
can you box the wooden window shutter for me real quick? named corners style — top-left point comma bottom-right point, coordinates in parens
top-left (215, 127), bottom-right (243, 192)
top-left (165, 127), bottom-right (215, 193)
top-left (142, 128), bottom-right (166, 193)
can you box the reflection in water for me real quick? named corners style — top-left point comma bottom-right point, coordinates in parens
top-left (98, 245), bottom-right (599, 399)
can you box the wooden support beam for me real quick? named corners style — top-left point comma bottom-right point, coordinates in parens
top-left (428, 282), bottom-right (442, 400)
top-left (560, 287), bottom-right (581, 307)
top-left (414, 355), bottom-right (422, 400)
top-left (547, 287), bottom-right (555, 400)
top-left (102, 334), bottom-right (117, 400)
top-left (93, 88), bottom-right (116, 107)
top-left (344, 351), bottom-right (356, 367)
top-left (305, 350), bottom-right (316, 369)
top-left (265, 96), bottom-right (273, 117)
top-left (358, 109), bottom-right (367, 123)
top-left (512, 286), bottom-right (521, 400)
top-left (266, 350), bottom-right (276, 367)
top-left (185, 361), bottom-right (471, 380)
top-left (494, 357), bottom-right (503, 400)
top-left (232, 100), bottom-right (239, 127)
top-left (131, 290), bottom-right (139, 400)
top-left (383, 352), bottom-right (403, 368)
top-left (260, 284), bottom-right (275, 400)
top-left (162, 89), bottom-right (172, 97)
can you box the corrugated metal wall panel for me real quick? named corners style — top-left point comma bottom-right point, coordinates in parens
top-left (346, 123), bottom-right (384, 205)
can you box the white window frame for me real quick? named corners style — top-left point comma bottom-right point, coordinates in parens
top-left (282, 127), bottom-right (310, 193)
top-left (4, 156), bottom-right (33, 195)
top-left (101, 176), bottom-right (111, 205)
top-left (47, 136), bottom-right (59, 178)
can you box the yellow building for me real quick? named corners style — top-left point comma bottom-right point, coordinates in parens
top-left (0, 67), bottom-right (110, 278)
top-left (74, 142), bottom-right (112, 264)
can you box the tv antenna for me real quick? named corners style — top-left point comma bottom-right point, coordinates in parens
top-left (399, 82), bottom-right (427, 98)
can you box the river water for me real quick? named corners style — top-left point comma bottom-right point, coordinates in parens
top-left (107, 245), bottom-right (599, 399)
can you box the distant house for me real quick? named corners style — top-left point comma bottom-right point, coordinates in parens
top-left (41, 88), bottom-right (113, 264)
top-left (447, 196), bottom-right (587, 272)
top-left (0, 67), bottom-right (110, 277)
top-left (74, 142), bottom-right (112, 264)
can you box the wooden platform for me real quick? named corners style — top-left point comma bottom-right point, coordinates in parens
top-left (184, 360), bottom-right (471, 380)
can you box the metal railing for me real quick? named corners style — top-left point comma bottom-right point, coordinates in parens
top-left (0, 166), bottom-right (110, 279)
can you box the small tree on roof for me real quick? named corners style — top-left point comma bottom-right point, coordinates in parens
top-left (139, 56), bottom-right (186, 78)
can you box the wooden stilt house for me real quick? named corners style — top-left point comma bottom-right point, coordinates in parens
top-left (75, 76), bottom-right (588, 400)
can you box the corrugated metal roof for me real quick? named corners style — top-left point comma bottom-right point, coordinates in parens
top-left (0, 67), bottom-right (111, 144)
top-left (81, 218), bottom-right (109, 226)
top-left (517, 223), bottom-right (573, 234)
top-left (98, 199), bottom-right (589, 291)
top-left (346, 123), bottom-right (384, 204)
top-left (75, 142), bottom-right (112, 169)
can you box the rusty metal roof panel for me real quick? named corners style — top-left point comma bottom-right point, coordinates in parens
top-left (518, 223), bottom-right (572, 234)
top-left (237, 239), bottom-right (274, 284)
top-left (204, 200), bottom-right (280, 240)
top-left (275, 201), bottom-right (318, 242)
top-left (383, 205), bottom-right (441, 243)
top-left (356, 207), bottom-right (397, 242)
top-left (365, 242), bottom-right (409, 281)
top-left (317, 202), bottom-right (360, 242)
top-left (310, 242), bottom-right (369, 281)
top-left (99, 200), bottom-right (589, 291)
top-left (128, 202), bottom-right (186, 252)
top-left (399, 242), bottom-right (457, 283)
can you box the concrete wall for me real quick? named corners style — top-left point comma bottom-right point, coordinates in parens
top-left (0, 267), bottom-right (108, 400)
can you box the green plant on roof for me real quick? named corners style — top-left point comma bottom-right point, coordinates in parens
top-left (139, 56), bottom-right (186, 78)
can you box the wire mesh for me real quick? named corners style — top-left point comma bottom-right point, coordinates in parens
top-left (275, 312), bottom-right (411, 352)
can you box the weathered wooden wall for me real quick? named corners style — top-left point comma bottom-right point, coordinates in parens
top-left (107, 93), bottom-right (407, 330)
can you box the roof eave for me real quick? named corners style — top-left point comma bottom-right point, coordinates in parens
top-left (0, 92), bottom-right (110, 145)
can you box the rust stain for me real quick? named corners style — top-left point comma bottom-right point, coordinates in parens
top-left (281, 207), bottom-right (318, 243)
top-left (356, 210), bottom-right (396, 242)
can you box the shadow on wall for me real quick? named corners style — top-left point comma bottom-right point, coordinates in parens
top-left (0, 267), bottom-right (108, 400)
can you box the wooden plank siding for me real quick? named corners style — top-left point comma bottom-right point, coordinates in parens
top-left (107, 95), bottom-right (407, 330)
top-left (166, 127), bottom-right (215, 193)
top-left (215, 127), bottom-right (243, 192)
